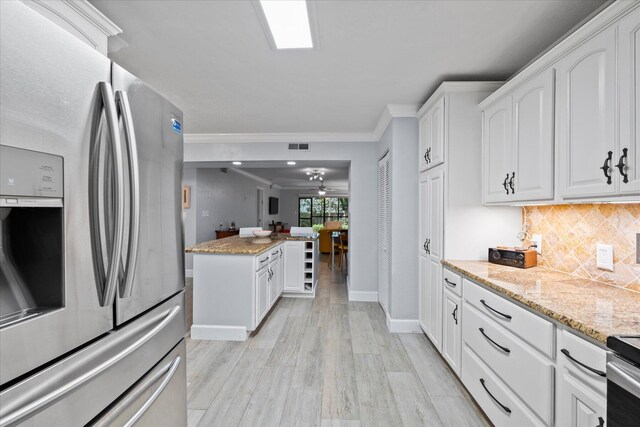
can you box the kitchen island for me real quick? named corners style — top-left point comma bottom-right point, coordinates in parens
top-left (186, 234), bottom-right (319, 341)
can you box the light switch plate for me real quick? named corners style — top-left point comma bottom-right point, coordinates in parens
top-left (531, 234), bottom-right (542, 254)
top-left (202, 209), bottom-right (209, 217)
top-left (596, 243), bottom-right (614, 272)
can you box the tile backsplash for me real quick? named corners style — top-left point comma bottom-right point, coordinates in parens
top-left (523, 204), bottom-right (640, 289)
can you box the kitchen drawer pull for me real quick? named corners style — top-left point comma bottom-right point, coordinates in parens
top-left (561, 349), bottom-right (606, 377)
top-left (444, 278), bottom-right (456, 287)
top-left (480, 378), bottom-right (512, 414)
top-left (480, 299), bottom-right (512, 319)
top-left (600, 151), bottom-right (613, 185)
top-left (259, 257), bottom-right (269, 263)
top-left (616, 148), bottom-right (629, 184)
top-left (479, 328), bottom-right (510, 353)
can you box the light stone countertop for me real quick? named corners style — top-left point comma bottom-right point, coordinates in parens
top-left (186, 233), bottom-right (318, 256)
top-left (442, 260), bottom-right (640, 344)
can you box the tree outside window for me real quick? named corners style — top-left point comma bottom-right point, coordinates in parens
top-left (298, 197), bottom-right (348, 227)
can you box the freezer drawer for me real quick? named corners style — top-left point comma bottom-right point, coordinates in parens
top-left (0, 291), bottom-right (185, 427)
top-left (91, 339), bottom-right (187, 427)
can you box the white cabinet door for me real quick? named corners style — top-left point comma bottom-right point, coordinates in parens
top-left (557, 27), bottom-right (617, 199)
top-left (442, 290), bottom-right (461, 376)
top-left (423, 167), bottom-right (444, 351)
top-left (512, 69), bottom-right (555, 201)
top-left (269, 259), bottom-right (279, 306)
top-left (419, 173), bottom-right (429, 253)
top-left (483, 95), bottom-right (513, 203)
top-left (427, 96), bottom-right (446, 169)
top-left (256, 267), bottom-right (269, 323)
top-left (558, 372), bottom-right (606, 427)
top-left (418, 252), bottom-right (429, 333)
top-left (619, 7), bottom-right (640, 195)
top-left (278, 253), bottom-right (284, 296)
top-left (283, 242), bottom-right (304, 291)
top-left (419, 114), bottom-right (430, 172)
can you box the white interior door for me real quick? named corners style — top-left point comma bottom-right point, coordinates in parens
top-left (378, 153), bottom-right (390, 313)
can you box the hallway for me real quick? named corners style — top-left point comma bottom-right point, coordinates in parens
top-left (185, 256), bottom-right (488, 426)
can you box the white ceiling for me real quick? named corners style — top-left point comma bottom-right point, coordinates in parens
top-left (90, 0), bottom-right (606, 135)
top-left (186, 160), bottom-right (350, 190)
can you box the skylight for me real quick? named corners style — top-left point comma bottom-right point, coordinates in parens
top-left (259, 0), bottom-right (313, 49)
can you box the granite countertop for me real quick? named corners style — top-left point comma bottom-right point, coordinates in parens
top-left (442, 260), bottom-right (640, 344)
top-left (186, 233), bottom-right (318, 255)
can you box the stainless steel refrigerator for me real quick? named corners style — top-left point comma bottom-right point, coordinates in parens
top-left (0, 2), bottom-right (187, 425)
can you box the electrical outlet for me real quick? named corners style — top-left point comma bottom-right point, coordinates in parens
top-left (531, 234), bottom-right (542, 254)
top-left (202, 209), bottom-right (209, 217)
top-left (596, 243), bottom-right (614, 272)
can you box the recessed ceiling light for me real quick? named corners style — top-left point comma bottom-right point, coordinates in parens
top-left (232, 161), bottom-right (242, 165)
top-left (259, 0), bottom-right (313, 49)
top-left (287, 161), bottom-right (296, 165)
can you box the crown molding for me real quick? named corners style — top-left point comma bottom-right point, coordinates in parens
top-left (227, 167), bottom-right (274, 187)
top-left (417, 81), bottom-right (503, 117)
top-left (184, 103), bottom-right (419, 144)
top-left (61, 0), bottom-right (122, 36)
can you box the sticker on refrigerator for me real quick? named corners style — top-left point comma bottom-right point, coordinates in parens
top-left (171, 118), bottom-right (182, 134)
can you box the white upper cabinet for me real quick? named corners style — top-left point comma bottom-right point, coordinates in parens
top-left (512, 69), bottom-right (555, 201)
top-left (480, 1), bottom-right (640, 203)
top-left (482, 95), bottom-right (513, 203)
top-left (482, 69), bottom-right (555, 204)
top-left (619, 7), bottom-right (640, 195)
top-left (557, 27), bottom-right (617, 199)
top-left (419, 96), bottom-right (445, 171)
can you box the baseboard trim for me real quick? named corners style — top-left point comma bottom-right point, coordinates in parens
top-left (385, 312), bottom-right (422, 333)
top-left (190, 324), bottom-right (248, 341)
top-left (348, 290), bottom-right (379, 302)
top-left (185, 269), bottom-right (193, 278)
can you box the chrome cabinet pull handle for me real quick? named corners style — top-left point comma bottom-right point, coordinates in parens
top-left (480, 299), bottom-right (512, 319)
top-left (423, 238), bottom-right (428, 253)
top-left (115, 90), bottom-right (140, 299)
top-left (444, 278), bottom-right (456, 287)
top-left (480, 378), bottom-right (511, 414)
top-left (561, 349), bottom-right (606, 377)
top-left (616, 148), bottom-right (629, 184)
top-left (452, 305), bottom-right (458, 325)
top-left (600, 151), bottom-right (613, 185)
top-left (479, 327), bottom-right (510, 353)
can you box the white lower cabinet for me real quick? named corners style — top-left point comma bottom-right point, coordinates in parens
top-left (283, 241), bottom-right (304, 292)
top-left (462, 346), bottom-right (545, 427)
top-left (442, 288), bottom-right (461, 376)
top-left (558, 372), bottom-right (606, 427)
top-left (255, 266), bottom-right (269, 324)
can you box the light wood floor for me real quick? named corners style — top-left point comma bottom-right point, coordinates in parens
top-left (185, 255), bottom-right (489, 427)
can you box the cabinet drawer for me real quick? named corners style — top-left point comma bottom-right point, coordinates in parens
top-left (462, 346), bottom-right (546, 427)
top-left (443, 268), bottom-right (462, 297)
top-left (558, 330), bottom-right (607, 394)
top-left (256, 253), bottom-right (270, 271)
top-left (462, 304), bottom-right (554, 425)
top-left (463, 279), bottom-right (554, 357)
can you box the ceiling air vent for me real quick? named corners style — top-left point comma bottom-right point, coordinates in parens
top-left (299, 144), bottom-right (309, 150)
top-left (288, 143), bottom-right (299, 150)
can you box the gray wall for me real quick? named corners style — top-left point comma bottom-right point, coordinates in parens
top-left (279, 189), bottom-right (300, 227)
top-left (184, 140), bottom-right (378, 295)
top-left (195, 168), bottom-right (281, 243)
top-left (183, 168), bottom-right (197, 271)
top-left (377, 118), bottom-right (420, 321)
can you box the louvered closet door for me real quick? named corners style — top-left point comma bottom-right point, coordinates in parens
top-left (378, 153), bottom-right (390, 312)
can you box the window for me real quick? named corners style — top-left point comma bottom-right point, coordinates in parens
top-left (298, 197), bottom-right (349, 227)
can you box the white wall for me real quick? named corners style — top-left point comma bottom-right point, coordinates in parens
top-left (184, 140), bottom-right (378, 295)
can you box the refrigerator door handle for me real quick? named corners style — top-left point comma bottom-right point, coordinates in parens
top-left (0, 305), bottom-right (181, 426)
top-left (115, 90), bottom-right (140, 299)
top-left (90, 82), bottom-right (126, 307)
